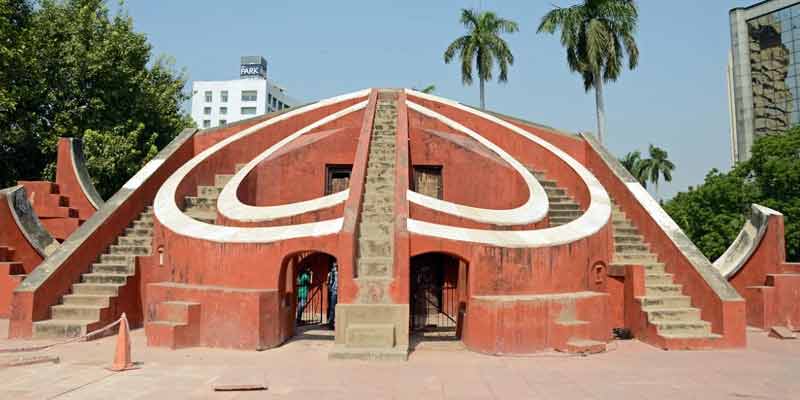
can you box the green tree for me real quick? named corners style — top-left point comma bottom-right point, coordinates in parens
top-left (444, 8), bottom-right (518, 109)
top-left (619, 150), bottom-right (647, 187)
top-left (665, 170), bottom-right (754, 261)
top-left (0, 0), bottom-right (191, 198)
top-left (640, 144), bottom-right (674, 198)
top-left (0, 0), bottom-right (37, 187)
top-left (538, 0), bottom-right (640, 143)
top-left (665, 127), bottom-right (800, 261)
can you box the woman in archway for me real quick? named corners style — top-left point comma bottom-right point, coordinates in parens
top-left (296, 268), bottom-right (311, 324)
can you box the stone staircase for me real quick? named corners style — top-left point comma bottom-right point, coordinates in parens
top-left (0, 245), bottom-right (26, 317)
top-left (18, 181), bottom-right (83, 241)
top-left (33, 207), bottom-right (154, 338)
top-left (610, 204), bottom-right (718, 342)
top-left (0, 245), bottom-right (25, 282)
top-left (355, 98), bottom-right (397, 284)
top-left (528, 169), bottom-right (583, 227)
top-left (182, 164), bottom-right (244, 224)
top-left (330, 92), bottom-right (408, 360)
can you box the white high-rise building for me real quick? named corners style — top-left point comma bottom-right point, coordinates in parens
top-left (190, 56), bottom-right (298, 129)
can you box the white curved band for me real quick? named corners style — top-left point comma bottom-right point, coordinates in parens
top-left (217, 101), bottom-right (366, 222)
top-left (407, 101), bottom-right (548, 226)
top-left (154, 89), bottom-right (369, 243)
top-left (404, 89), bottom-right (611, 248)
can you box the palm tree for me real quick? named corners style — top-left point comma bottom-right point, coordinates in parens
top-left (639, 144), bottom-right (674, 198)
top-left (538, 0), bottom-right (640, 143)
top-left (619, 150), bottom-right (647, 187)
top-left (444, 9), bottom-right (518, 109)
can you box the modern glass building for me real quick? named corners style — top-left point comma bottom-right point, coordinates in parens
top-left (729, 0), bottom-right (800, 164)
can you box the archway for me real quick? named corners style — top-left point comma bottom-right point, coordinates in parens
top-left (409, 252), bottom-right (469, 345)
top-left (279, 251), bottom-right (339, 342)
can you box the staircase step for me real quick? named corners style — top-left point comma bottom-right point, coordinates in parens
top-left (51, 304), bottom-right (104, 320)
top-left (62, 294), bottom-right (111, 307)
top-left (654, 320), bottom-right (712, 336)
top-left (614, 253), bottom-right (658, 263)
top-left (359, 222), bottom-right (392, 236)
top-left (614, 234), bottom-right (644, 244)
top-left (125, 227), bottom-right (152, 237)
top-left (549, 209), bottom-right (582, 218)
top-left (358, 239), bottom-right (393, 258)
top-left (645, 284), bottom-right (683, 296)
top-left (357, 256), bottom-right (393, 276)
top-left (615, 243), bottom-right (650, 252)
top-left (644, 307), bottom-right (701, 322)
top-left (82, 273), bottom-right (129, 285)
top-left (133, 220), bottom-right (154, 229)
top-left (72, 283), bottom-right (121, 296)
top-left (197, 185), bottom-right (222, 198)
top-left (550, 203), bottom-right (580, 211)
top-left (108, 245), bottom-right (150, 256)
top-left (545, 189), bottom-right (567, 198)
top-left (614, 226), bottom-right (640, 235)
top-left (91, 263), bottom-right (133, 274)
top-left (117, 236), bottom-right (151, 247)
top-left (184, 196), bottom-right (217, 210)
top-left (640, 295), bottom-right (692, 309)
top-left (645, 273), bottom-right (674, 285)
top-left (34, 320), bottom-right (92, 339)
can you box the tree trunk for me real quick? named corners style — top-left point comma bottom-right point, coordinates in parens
top-left (594, 71), bottom-right (606, 144)
top-left (480, 78), bottom-right (486, 110)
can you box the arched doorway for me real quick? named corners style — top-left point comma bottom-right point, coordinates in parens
top-left (280, 251), bottom-right (339, 342)
top-left (409, 252), bottom-right (468, 344)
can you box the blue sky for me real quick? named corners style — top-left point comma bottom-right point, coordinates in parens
top-left (120, 0), bottom-right (757, 199)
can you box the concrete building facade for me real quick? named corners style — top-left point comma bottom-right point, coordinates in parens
top-left (729, 0), bottom-right (800, 163)
top-left (190, 56), bottom-right (297, 130)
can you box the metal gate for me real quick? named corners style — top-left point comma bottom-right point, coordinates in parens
top-left (410, 264), bottom-right (458, 333)
top-left (298, 283), bottom-right (325, 326)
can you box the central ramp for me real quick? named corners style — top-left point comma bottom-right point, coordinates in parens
top-left (332, 90), bottom-right (409, 360)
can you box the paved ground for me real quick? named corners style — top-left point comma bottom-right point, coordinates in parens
top-left (0, 320), bottom-right (797, 399)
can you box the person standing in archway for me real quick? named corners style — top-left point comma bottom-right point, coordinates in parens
top-left (327, 261), bottom-right (338, 329)
top-left (296, 268), bottom-right (311, 324)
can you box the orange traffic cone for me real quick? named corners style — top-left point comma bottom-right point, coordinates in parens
top-left (108, 313), bottom-right (135, 372)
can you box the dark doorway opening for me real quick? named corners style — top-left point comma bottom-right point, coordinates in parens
top-left (287, 252), bottom-right (339, 342)
top-left (325, 165), bottom-right (352, 195)
top-left (409, 253), bottom-right (467, 345)
top-left (411, 165), bottom-right (443, 199)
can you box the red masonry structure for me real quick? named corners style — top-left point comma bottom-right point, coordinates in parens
top-left (5, 88), bottom-right (795, 358)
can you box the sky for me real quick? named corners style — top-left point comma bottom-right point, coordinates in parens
top-left (118, 0), bottom-right (759, 199)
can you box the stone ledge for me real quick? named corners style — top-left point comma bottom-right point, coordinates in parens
top-left (328, 345), bottom-right (408, 361)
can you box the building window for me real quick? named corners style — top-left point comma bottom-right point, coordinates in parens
top-left (220, 106), bottom-right (227, 115)
top-left (272, 97), bottom-right (277, 108)
top-left (268, 93), bottom-right (273, 104)
top-left (204, 91), bottom-right (212, 102)
top-left (277, 101), bottom-right (283, 110)
top-left (219, 120), bottom-right (227, 126)
top-left (241, 107), bottom-right (257, 115)
top-left (202, 120), bottom-right (211, 128)
top-left (241, 90), bottom-right (258, 102)
top-left (326, 165), bottom-right (352, 194)
top-left (203, 107), bottom-right (211, 115)
top-left (412, 166), bottom-right (443, 199)
top-left (221, 90), bottom-right (228, 103)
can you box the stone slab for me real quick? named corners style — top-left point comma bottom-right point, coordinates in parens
top-left (768, 326), bottom-right (796, 339)
top-left (345, 323), bottom-right (395, 348)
